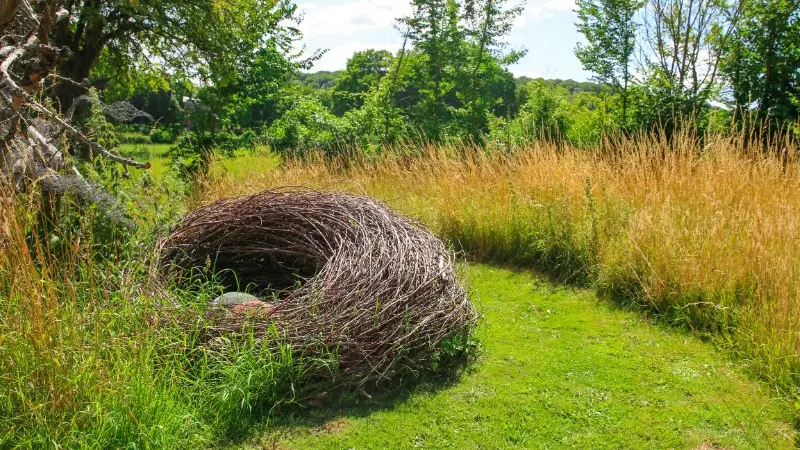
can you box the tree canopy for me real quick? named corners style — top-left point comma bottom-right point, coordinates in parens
top-left (52, 0), bottom-right (304, 106)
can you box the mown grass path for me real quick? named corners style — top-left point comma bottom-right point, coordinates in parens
top-left (243, 265), bottom-right (794, 449)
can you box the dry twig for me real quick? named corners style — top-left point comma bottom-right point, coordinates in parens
top-left (0, 0), bottom-right (149, 222)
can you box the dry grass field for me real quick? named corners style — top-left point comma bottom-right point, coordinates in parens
top-left (198, 131), bottom-right (800, 400)
top-left (4, 130), bottom-right (800, 447)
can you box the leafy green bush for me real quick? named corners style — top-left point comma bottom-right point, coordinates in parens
top-left (518, 80), bottom-right (571, 141)
top-left (168, 129), bottom-right (259, 177)
top-left (485, 81), bottom-right (618, 149)
top-left (628, 80), bottom-right (712, 137)
top-left (485, 81), bottom-right (571, 150)
top-left (150, 125), bottom-right (182, 144)
top-left (266, 96), bottom-right (355, 154)
top-left (564, 92), bottom-right (614, 146)
top-left (342, 95), bottom-right (410, 151)
top-left (82, 88), bottom-right (120, 151)
top-left (169, 131), bottom-right (229, 176)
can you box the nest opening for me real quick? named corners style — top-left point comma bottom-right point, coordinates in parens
top-left (209, 253), bottom-right (320, 299)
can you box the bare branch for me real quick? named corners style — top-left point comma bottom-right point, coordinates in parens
top-left (1, 0), bottom-right (151, 227)
top-left (0, 22), bottom-right (149, 170)
top-left (28, 98), bottom-right (151, 169)
top-left (19, 0), bottom-right (39, 28)
top-left (0, 0), bottom-right (22, 36)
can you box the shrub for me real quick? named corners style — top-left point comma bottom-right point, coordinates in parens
top-left (150, 125), bottom-right (182, 144)
top-left (168, 129), bottom-right (259, 177)
top-left (485, 81), bottom-right (571, 150)
top-left (266, 96), bottom-right (355, 154)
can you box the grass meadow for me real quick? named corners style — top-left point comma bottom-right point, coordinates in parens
top-left (2, 130), bottom-right (800, 448)
top-left (249, 265), bottom-right (794, 449)
top-left (199, 131), bottom-right (800, 406)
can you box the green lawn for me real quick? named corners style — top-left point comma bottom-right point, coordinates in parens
top-left (240, 265), bottom-right (795, 449)
top-left (117, 143), bottom-right (276, 183)
top-left (118, 143), bottom-right (173, 180)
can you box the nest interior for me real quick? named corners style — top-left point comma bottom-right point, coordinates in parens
top-left (158, 189), bottom-right (478, 383)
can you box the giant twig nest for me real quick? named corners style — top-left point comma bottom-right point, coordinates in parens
top-left (158, 189), bottom-right (477, 384)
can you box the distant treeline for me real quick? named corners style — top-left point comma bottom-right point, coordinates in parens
top-left (76, 0), bottom-right (795, 174)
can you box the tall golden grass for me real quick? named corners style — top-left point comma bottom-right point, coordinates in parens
top-left (0, 188), bottom-right (206, 447)
top-left (0, 189), bottom-right (99, 442)
top-left (0, 181), bottom-right (326, 447)
top-left (197, 130), bottom-right (800, 396)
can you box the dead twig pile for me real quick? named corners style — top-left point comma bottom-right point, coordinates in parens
top-left (159, 189), bottom-right (478, 384)
top-left (1, 1), bottom-right (149, 225)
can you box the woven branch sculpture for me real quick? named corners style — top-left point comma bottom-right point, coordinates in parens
top-left (159, 189), bottom-right (478, 384)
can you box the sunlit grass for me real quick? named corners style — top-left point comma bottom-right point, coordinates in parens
top-left (118, 143), bottom-right (173, 181)
top-left (0, 184), bottom-right (321, 448)
top-left (249, 265), bottom-right (796, 449)
top-left (198, 131), bottom-right (800, 402)
top-left (207, 146), bottom-right (281, 181)
top-left (4, 130), bottom-right (800, 447)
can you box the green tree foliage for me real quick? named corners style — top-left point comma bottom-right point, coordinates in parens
top-left (490, 80), bottom-right (570, 144)
top-left (292, 71), bottom-right (342, 109)
top-left (266, 96), bottom-right (355, 154)
top-left (575, 0), bottom-right (643, 124)
top-left (400, 0), bottom-right (465, 139)
top-left (461, 0), bottom-right (526, 132)
top-left (566, 91), bottom-right (615, 145)
top-left (229, 42), bottom-right (323, 129)
top-left (515, 78), bottom-right (606, 98)
top-left (719, 0), bottom-right (800, 123)
top-left (168, 12), bottom-right (324, 176)
top-left (487, 80), bottom-right (614, 149)
top-left (295, 71), bottom-right (343, 90)
top-left (53, 0), bottom-right (300, 107)
top-left (129, 88), bottom-right (183, 125)
top-left (358, 36), bottom-right (418, 144)
top-left (636, 0), bottom-right (732, 134)
top-left (72, 0), bottom-right (800, 157)
top-left (332, 50), bottom-right (394, 116)
top-left (395, 0), bottom-right (523, 140)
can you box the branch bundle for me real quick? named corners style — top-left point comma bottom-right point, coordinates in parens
top-left (159, 189), bottom-right (478, 384)
top-left (1, 0), bottom-right (148, 222)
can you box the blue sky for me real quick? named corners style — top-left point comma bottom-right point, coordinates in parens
top-left (294, 0), bottom-right (591, 81)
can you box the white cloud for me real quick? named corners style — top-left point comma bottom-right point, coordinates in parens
top-left (295, 0), bottom-right (412, 71)
top-left (297, 0), bottom-right (576, 41)
top-left (515, 0), bottom-right (576, 25)
top-left (296, 0), bottom-right (412, 39)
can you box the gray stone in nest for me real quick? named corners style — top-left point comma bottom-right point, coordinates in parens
top-left (210, 292), bottom-right (261, 308)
